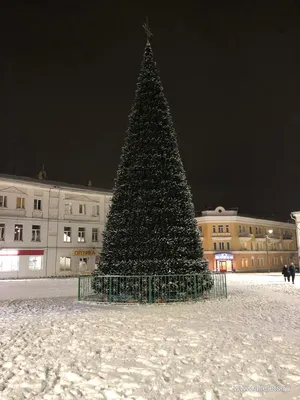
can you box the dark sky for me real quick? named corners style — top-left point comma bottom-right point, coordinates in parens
top-left (1, 1), bottom-right (300, 220)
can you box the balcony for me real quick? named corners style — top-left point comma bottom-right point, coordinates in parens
top-left (268, 234), bottom-right (281, 243)
top-left (212, 232), bottom-right (231, 240)
top-left (0, 208), bottom-right (26, 218)
top-left (238, 232), bottom-right (252, 241)
top-left (64, 213), bottom-right (100, 222)
top-left (255, 234), bottom-right (265, 241)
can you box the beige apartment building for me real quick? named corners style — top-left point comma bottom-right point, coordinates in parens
top-left (196, 206), bottom-right (297, 272)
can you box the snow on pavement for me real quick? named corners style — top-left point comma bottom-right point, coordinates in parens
top-left (0, 274), bottom-right (299, 400)
top-left (0, 278), bottom-right (77, 300)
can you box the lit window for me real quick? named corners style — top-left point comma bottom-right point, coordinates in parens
top-left (0, 255), bottom-right (19, 272)
top-left (64, 227), bottom-right (71, 242)
top-left (78, 227), bottom-right (85, 243)
top-left (0, 224), bottom-right (5, 241)
top-left (16, 197), bottom-right (25, 209)
top-left (79, 204), bottom-right (86, 214)
top-left (29, 256), bottom-right (42, 270)
top-left (92, 228), bottom-right (98, 242)
top-left (60, 256), bottom-right (71, 271)
top-left (0, 196), bottom-right (7, 208)
top-left (14, 224), bottom-right (23, 241)
top-left (33, 199), bottom-right (42, 211)
top-left (32, 225), bottom-right (41, 242)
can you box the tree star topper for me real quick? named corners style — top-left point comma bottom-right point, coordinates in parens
top-left (142, 17), bottom-right (152, 44)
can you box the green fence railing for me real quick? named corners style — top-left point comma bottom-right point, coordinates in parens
top-left (78, 272), bottom-right (227, 303)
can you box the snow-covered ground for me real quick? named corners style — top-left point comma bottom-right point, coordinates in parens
top-left (0, 278), bottom-right (77, 300)
top-left (0, 274), bottom-right (299, 400)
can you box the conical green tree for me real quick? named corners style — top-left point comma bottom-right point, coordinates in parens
top-left (95, 40), bottom-right (207, 276)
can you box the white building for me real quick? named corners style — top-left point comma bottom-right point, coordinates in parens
top-left (290, 211), bottom-right (300, 266)
top-left (0, 174), bottom-right (112, 278)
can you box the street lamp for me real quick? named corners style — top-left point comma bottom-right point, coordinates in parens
top-left (266, 229), bottom-right (273, 273)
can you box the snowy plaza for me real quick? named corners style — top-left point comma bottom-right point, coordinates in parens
top-left (0, 274), bottom-right (299, 400)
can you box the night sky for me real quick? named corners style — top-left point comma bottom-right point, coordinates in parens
top-left (2, 1), bottom-right (300, 220)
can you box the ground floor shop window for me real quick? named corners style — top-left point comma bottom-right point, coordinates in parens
top-left (79, 257), bottom-right (88, 273)
top-left (60, 256), bottom-right (71, 271)
top-left (0, 256), bottom-right (19, 272)
top-left (29, 256), bottom-right (42, 271)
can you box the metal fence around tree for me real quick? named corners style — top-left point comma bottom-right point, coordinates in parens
top-left (78, 272), bottom-right (227, 303)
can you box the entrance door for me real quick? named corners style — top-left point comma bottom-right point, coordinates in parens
top-left (218, 261), bottom-right (227, 272)
top-left (79, 257), bottom-right (88, 274)
top-left (217, 260), bottom-right (233, 272)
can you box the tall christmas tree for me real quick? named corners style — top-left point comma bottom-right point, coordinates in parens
top-left (95, 26), bottom-right (207, 277)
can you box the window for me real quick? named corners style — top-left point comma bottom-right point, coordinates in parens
top-left (32, 225), bottom-right (41, 242)
top-left (64, 227), bottom-right (71, 242)
top-left (0, 256), bottom-right (19, 272)
top-left (33, 199), bottom-right (42, 211)
top-left (92, 205), bottom-right (100, 216)
top-left (92, 228), bottom-right (98, 242)
top-left (239, 225), bottom-right (242, 233)
top-left (78, 227), bottom-right (85, 242)
top-left (251, 257), bottom-right (254, 266)
top-left (219, 242), bottom-right (225, 250)
top-left (29, 256), bottom-right (42, 271)
top-left (226, 242), bottom-right (230, 250)
top-left (241, 258), bottom-right (248, 268)
top-left (16, 197), bottom-right (25, 209)
top-left (0, 224), bottom-right (4, 241)
top-left (65, 202), bottom-right (72, 214)
top-left (14, 224), bottom-right (23, 241)
top-left (213, 243), bottom-right (217, 251)
top-left (60, 256), bottom-right (71, 271)
top-left (218, 225), bottom-right (224, 233)
top-left (79, 204), bottom-right (86, 214)
top-left (225, 225), bottom-right (229, 233)
top-left (249, 226), bottom-right (252, 234)
top-left (258, 258), bottom-right (264, 266)
top-left (0, 195), bottom-right (7, 208)
top-left (212, 225), bottom-right (216, 233)
top-left (250, 242), bottom-right (253, 250)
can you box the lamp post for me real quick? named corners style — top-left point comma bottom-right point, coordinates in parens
top-left (266, 229), bottom-right (273, 273)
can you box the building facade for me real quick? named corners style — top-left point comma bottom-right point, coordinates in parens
top-left (0, 174), bottom-right (112, 279)
top-left (197, 206), bottom-right (297, 272)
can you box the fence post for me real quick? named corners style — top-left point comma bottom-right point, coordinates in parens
top-left (78, 276), bottom-right (81, 301)
top-left (109, 276), bottom-right (112, 302)
top-left (148, 276), bottom-right (153, 304)
top-left (193, 274), bottom-right (197, 299)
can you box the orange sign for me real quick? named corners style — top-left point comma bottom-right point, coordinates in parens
top-left (72, 250), bottom-right (96, 257)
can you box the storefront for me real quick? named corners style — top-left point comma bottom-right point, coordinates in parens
top-left (215, 253), bottom-right (234, 272)
top-left (72, 249), bottom-right (98, 275)
top-left (0, 249), bottom-right (44, 277)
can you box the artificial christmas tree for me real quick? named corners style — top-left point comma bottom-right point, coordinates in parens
top-left (94, 29), bottom-right (208, 280)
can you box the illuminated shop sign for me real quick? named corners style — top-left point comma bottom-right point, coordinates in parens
top-left (0, 249), bottom-right (44, 256)
top-left (72, 250), bottom-right (96, 257)
top-left (215, 253), bottom-right (233, 261)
